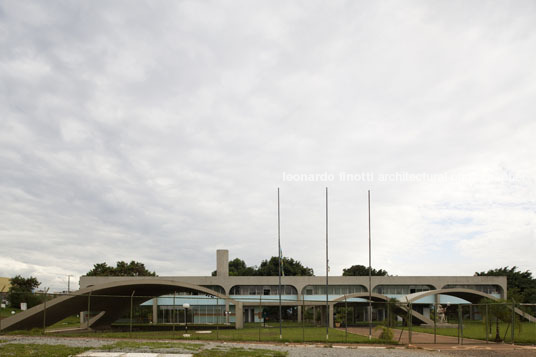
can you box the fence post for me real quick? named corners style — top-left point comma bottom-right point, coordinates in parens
top-left (173, 292), bottom-right (176, 333)
top-left (258, 295), bottom-right (261, 342)
top-left (433, 302), bottom-right (437, 344)
top-left (408, 301), bottom-right (412, 344)
top-left (460, 304), bottom-right (462, 345)
top-left (42, 288), bottom-right (49, 334)
top-left (457, 304), bottom-right (462, 345)
top-left (345, 295), bottom-right (348, 343)
top-left (485, 304), bottom-right (489, 344)
top-left (129, 290), bottom-right (135, 337)
top-left (511, 301), bottom-right (515, 345)
top-left (302, 295), bottom-right (305, 343)
top-left (87, 291), bottom-right (91, 330)
top-left (386, 298), bottom-right (390, 328)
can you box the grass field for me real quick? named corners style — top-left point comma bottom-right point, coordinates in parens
top-left (48, 315), bottom-right (81, 329)
top-left (412, 321), bottom-right (536, 344)
top-left (0, 343), bottom-right (90, 357)
top-left (48, 325), bottom-right (384, 343)
top-left (0, 307), bottom-right (21, 318)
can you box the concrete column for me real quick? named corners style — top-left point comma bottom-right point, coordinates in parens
top-left (152, 298), bottom-right (158, 324)
top-left (80, 312), bottom-right (85, 328)
top-left (235, 302), bottom-right (243, 329)
top-left (329, 304), bottom-right (334, 328)
top-left (225, 301), bottom-right (230, 324)
top-left (217, 250), bottom-right (229, 277)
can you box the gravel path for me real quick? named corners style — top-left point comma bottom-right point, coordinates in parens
top-left (1, 335), bottom-right (535, 356)
top-left (0, 335), bottom-right (113, 348)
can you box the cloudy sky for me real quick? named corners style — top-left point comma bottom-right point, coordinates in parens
top-left (1, 1), bottom-right (535, 292)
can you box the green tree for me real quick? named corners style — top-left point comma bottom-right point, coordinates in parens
top-left (212, 256), bottom-right (314, 276)
top-left (342, 264), bottom-right (388, 276)
top-left (256, 257), bottom-right (313, 276)
top-left (229, 258), bottom-right (256, 276)
top-left (211, 258), bottom-right (256, 276)
top-left (475, 266), bottom-right (536, 303)
top-left (8, 275), bottom-right (42, 308)
top-left (86, 261), bottom-right (156, 276)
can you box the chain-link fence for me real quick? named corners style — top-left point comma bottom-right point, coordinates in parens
top-left (1, 291), bottom-right (535, 345)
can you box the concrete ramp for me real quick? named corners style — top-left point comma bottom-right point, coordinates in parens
top-left (0, 279), bottom-right (238, 331)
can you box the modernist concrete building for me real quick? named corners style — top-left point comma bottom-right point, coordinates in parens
top-left (3, 249), bottom-right (533, 332)
top-left (77, 249), bottom-right (511, 327)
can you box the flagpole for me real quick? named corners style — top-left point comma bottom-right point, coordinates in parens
top-left (326, 187), bottom-right (329, 341)
top-left (368, 190), bottom-right (372, 340)
top-left (278, 188), bottom-right (282, 339)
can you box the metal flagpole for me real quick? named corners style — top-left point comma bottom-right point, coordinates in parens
top-left (368, 190), bottom-right (372, 340)
top-left (326, 187), bottom-right (329, 341)
top-left (278, 188), bottom-right (282, 340)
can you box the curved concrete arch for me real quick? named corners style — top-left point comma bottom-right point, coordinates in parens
top-left (331, 292), bottom-right (390, 303)
top-left (406, 288), bottom-right (536, 323)
top-left (0, 279), bottom-right (239, 332)
top-left (406, 288), bottom-right (499, 304)
top-left (330, 292), bottom-right (434, 325)
top-left (440, 284), bottom-right (505, 297)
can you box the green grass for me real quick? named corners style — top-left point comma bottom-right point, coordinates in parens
top-left (0, 343), bottom-right (90, 356)
top-left (46, 325), bottom-right (389, 344)
top-left (0, 307), bottom-right (21, 318)
top-left (48, 315), bottom-right (80, 329)
top-left (412, 321), bottom-right (536, 344)
top-left (3, 328), bottom-right (46, 336)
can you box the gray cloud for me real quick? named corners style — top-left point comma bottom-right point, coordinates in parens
top-left (1, 0), bottom-right (535, 291)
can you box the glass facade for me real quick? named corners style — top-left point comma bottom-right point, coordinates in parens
top-left (229, 285), bottom-right (298, 295)
top-left (442, 284), bottom-right (502, 295)
top-left (302, 285), bottom-right (366, 295)
top-left (201, 285), bottom-right (225, 295)
top-left (373, 285), bottom-right (433, 295)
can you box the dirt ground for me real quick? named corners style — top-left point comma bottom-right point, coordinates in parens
top-left (343, 326), bottom-right (536, 356)
top-left (345, 327), bottom-right (483, 344)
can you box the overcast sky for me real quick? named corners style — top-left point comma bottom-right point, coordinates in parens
top-left (1, 1), bottom-right (535, 292)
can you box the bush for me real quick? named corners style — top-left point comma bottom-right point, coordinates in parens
top-left (374, 325), bottom-right (393, 341)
